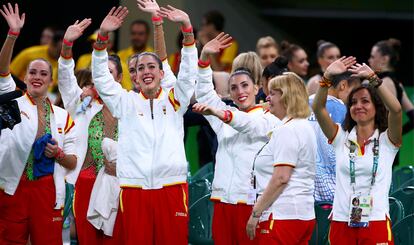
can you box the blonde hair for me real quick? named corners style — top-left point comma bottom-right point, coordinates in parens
top-left (268, 72), bottom-right (310, 118)
top-left (256, 36), bottom-right (278, 52)
top-left (231, 52), bottom-right (262, 85)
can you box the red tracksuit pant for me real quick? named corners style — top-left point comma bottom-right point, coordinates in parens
top-left (73, 168), bottom-right (123, 245)
top-left (0, 175), bottom-right (63, 245)
top-left (119, 183), bottom-right (189, 245)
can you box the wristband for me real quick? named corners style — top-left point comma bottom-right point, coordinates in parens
top-left (97, 32), bottom-right (109, 42)
top-left (222, 110), bottom-right (233, 123)
top-left (63, 39), bottom-right (73, 47)
top-left (319, 75), bottom-right (333, 88)
top-left (151, 16), bottom-right (163, 22)
top-left (54, 147), bottom-right (65, 161)
top-left (367, 73), bottom-right (383, 88)
top-left (8, 29), bottom-right (19, 37)
top-left (93, 43), bottom-right (107, 51)
top-left (60, 51), bottom-right (72, 60)
top-left (181, 25), bottom-right (193, 33)
top-left (251, 211), bottom-right (262, 218)
top-left (198, 59), bottom-right (210, 68)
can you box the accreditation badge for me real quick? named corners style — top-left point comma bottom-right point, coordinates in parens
top-left (247, 171), bottom-right (257, 204)
top-left (348, 193), bottom-right (372, 228)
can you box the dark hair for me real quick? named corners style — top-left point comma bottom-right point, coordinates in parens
top-left (344, 86), bottom-right (388, 133)
top-left (262, 56), bottom-right (288, 80)
top-left (316, 40), bottom-right (338, 58)
top-left (331, 71), bottom-right (361, 88)
top-left (28, 58), bottom-right (53, 78)
top-left (203, 10), bottom-right (225, 31)
top-left (229, 67), bottom-right (254, 83)
top-left (75, 69), bottom-right (93, 88)
top-left (136, 52), bottom-right (163, 70)
top-left (374, 38), bottom-right (401, 69)
top-left (108, 54), bottom-right (123, 74)
top-left (130, 20), bottom-right (150, 34)
top-left (51, 30), bottom-right (64, 44)
top-left (280, 41), bottom-right (303, 62)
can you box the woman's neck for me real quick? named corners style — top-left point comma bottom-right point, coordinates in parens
top-left (356, 123), bottom-right (375, 145)
top-left (142, 86), bottom-right (161, 99)
top-left (28, 92), bottom-right (47, 103)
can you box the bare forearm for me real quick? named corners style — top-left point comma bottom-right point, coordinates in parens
top-left (253, 177), bottom-right (287, 215)
top-left (0, 35), bottom-right (17, 74)
top-left (376, 82), bottom-right (402, 114)
top-left (153, 20), bottom-right (167, 60)
top-left (57, 154), bottom-right (77, 170)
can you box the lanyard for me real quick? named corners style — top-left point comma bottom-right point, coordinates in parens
top-left (251, 141), bottom-right (270, 190)
top-left (348, 138), bottom-right (379, 193)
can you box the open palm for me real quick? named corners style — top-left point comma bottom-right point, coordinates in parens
top-left (157, 5), bottom-right (190, 25)
top-left (325, 56), bottom-right (356, 79)
top-left (136, 0), bottom-right (160, 15)
top-left (202, 32), bottom-right (233, 55)
top-left (0, 3), bottom-right (25, 32)
top-left (100, 6), bottom-right (128, 33)
top-left (64, 18), bottom-right (92, 42)
top-left (349, 63), bottom-right (375, 78)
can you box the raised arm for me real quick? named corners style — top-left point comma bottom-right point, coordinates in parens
top-left (0, 3), bottom-right (24, 92)
top-left (58, 18), bottom-right (91, 115)
top-left (92, 6), bottom-right (129, 118)
top-left (349, 63), bottom-right (402, 145)
top-left (312, 56), bottom-right (356, 141)
top-left (157, 5), bottom-right (197, 115)
top-left (136, 0), bottom-right (176, 88)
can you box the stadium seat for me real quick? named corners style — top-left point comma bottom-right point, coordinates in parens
top-left (189, 194), bottom-right (214, 245)
top-left (392, 166), bottom-right (414, 192)
top-left (389, 197), bottom-right (405, 227)
top-left (392, 214), bottom-right (414, 245)
top-left (192, 162), bottom-right (214, 182)
top-left (400, 178), bottom-right (414, 189)
top-left (309, 201), bottom-right (332, 245)
top-left (391, 186), bottom-right (414, 216)
top-left (189, 179), bottom-right (212, 205)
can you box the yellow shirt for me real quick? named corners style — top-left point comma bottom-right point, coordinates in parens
top-left (10, 45), bottom-right (58, 91)
top-left (117, 46), bottom-right (154, 91)
top-left (76, 53), bottom-right (92, 70)
top-left (219, 40), bottom-right (239, 72)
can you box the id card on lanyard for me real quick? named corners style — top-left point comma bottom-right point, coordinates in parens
top-left (347, 138), bottom-right (379, 228)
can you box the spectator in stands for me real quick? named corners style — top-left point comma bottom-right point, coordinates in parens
top-left (10, 29), bottom-right (64, 91)
top-left (369, 38), bottom-right (414, 135)
top-left (280, 41), bottom-right (309, 79)
top-left (231, 51), bottom-right (263, 86)
top-left (308, 71), bottom-right (360, 204)
top-left (313, 57), bottom-right (402, 244)
top-left (0, 4), bottom-right (77, 244)
top-left (194, 33), bottom-right (280, 244)
top-left (117, 19), bottom-right (153, 91)
top-left (256, 36), bottom-right (279, 69)
top-left (40, 26), bottom-right (56, 45)
top-left (198, 10), bottom-right (238, 72)
top-left (307, 40), bottom-right (341, 95)
top-left (256, 56), bottom-right (288, 103)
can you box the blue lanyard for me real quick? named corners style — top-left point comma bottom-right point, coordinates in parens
top-left (348, 138), bottom-right (379, 193)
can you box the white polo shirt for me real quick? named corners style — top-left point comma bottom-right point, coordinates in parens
top-left (330, 126), bottom-right (399, 221)
top-left (254, 118), bottom-right (316, 221)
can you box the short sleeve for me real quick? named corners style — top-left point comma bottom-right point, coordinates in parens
top-left (381, 130), bottom-right (400, 153)
top-left (329, 123), bottom-right (345, 148)
top-left (272, 127), bottom-right (299, 168)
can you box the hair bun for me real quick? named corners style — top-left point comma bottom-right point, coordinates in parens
top-left (274, 56), bottom-right (288, 68)
top-left (387, 38), bottom-right (401, 51)
top-left (280, 40), bottom-right (292, 51)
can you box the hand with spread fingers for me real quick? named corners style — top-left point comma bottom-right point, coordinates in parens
top-left (64, 18), bottom-right (92, 42)
top-left (100, 6), bottom-right (129, 34)
top-left (156, 5), bottom-right (191, 28)
top-left (136, 0), bottom-right (160, 15)
top-left (323, 56), bottom-right (356, 80)
top-left (348, 62), bottom-right (376, 79)
top-left (200, 32), bottom-right (232, 61)
top-left (0, 2), bottom-right (25, 32)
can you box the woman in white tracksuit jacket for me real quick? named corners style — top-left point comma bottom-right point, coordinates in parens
top-left (91, 6), bottom-right (197, 245)
top-left (194, 33), bottom-right (280, 245)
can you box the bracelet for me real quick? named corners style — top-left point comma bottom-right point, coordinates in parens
top-left (6, 34), bottom-right (17, 40)
top-left (151, 16), bottom-right (163, 22)
top-left (97, 32), bottom-right (109, 42)
top-left (198, 59), bottom-right (210, 68)
top-left (63, 39), bottom-right (73, 47)
top-left (222, 110), bottom-right (233, 123)
top-left (93, 43), bottom-right (107, 51)
top-left (251, 210), bottom-right (262, 218)
top-left (8, 29), bottom-right (19, 37)
top-left (54, 147), bottom-right (65, 161)
top-left (60, 51), bottom-right (72, 60)
top-left (319, 75), bottom-right (333, 88)
top-left (181, 25), bottom-right (193, 33)
top-left (367, 73), bottom-right (383, 88)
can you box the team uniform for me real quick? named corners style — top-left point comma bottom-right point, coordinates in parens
top-left (0, 74), bottom-right (77, 245)
top-left (308, 95), bottom-right (347, 202)
top-left (328, 126), bottom-right (398, 245)
top-left (92, 43), bottom-right (197, 245)
top-left (227, 114), bottom-right (317, 245)
top-left (195, 63), bottom-right (280, 244)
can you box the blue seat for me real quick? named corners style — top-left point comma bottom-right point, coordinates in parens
top-left (309, 201), bottom-right (332, 245)
top-left (391, 166), bottom-right (414, 193)
top-left (391, 186), bottom-right (414, 216)
top-left (392, 214), bottom-right (414, 245)
top-left (192, 162), bottom-right (214, 182)
top-left (389, 197), bottom-right (405, 227)
top-left (189, 179), bottom-right (212, 206)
